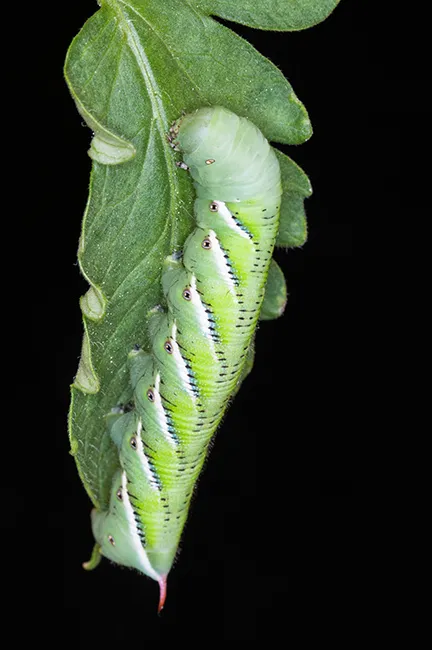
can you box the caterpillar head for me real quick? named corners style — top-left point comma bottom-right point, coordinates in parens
top-left (172, 106), bottom-right (240, 166)
top-left (171, 106), bottom-right (217, 153)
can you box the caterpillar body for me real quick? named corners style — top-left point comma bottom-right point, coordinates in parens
top-left (91, 106), bottom-right (282, 610)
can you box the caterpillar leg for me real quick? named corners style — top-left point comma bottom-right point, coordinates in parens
top-left (166, 131), bottom-right (180, 151)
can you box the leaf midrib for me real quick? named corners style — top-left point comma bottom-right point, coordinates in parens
top-left (117, 0), bottom-right (209, 109)
top-left (107, 0), bottom-right (181, 252)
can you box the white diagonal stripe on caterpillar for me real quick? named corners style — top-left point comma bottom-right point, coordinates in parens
top-left (207, 229), bottom-right (238, 297)
top-left (214, 200), bottom-right (252, 239)
top-left (136, 419), bottom-right (160, 490)
top-left (170, 321), bottom-right (197, 400)
top-left (120, 471), bottom-right (160, 581)
top-left (189, 275), bottom-right (218, 358)
top-left (154, 373), bottom-right (178, 446)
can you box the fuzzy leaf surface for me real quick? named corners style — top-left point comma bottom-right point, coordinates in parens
top-left (65, 0), bottom-right (318, 509)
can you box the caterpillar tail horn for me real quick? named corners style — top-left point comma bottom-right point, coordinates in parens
top-left (158, 575), bottom-right (168, 614)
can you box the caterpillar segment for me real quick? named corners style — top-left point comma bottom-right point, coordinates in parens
top-left (91, 107), bottom-right (282, 610)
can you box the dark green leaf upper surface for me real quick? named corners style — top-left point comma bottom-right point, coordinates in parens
top-left (192, 0), bottom-right (341, 31)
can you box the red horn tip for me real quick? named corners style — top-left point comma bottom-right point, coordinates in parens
top-left (158, 576), bottom-right (168, 614)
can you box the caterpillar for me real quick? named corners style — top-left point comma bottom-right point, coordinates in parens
top-left (91, 106), bottom-right (282, 611)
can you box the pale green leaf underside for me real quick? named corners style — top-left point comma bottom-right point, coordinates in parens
top-left (193, 0), bottom-right (342, 31)
top-left (72, 91), bottom-right (137, 164)
top-left (276, 150), bottom-right (311, 247)
top-left (65, 0), bottom-right (316, 509)
top-left (260, 260), bottom-right (288, 320)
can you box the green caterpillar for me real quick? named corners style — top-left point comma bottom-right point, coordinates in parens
top-left (91, 106), bottom-right (282, 611)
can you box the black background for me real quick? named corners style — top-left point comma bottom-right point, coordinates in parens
top-left (38, 0), bottom-right (370, 642)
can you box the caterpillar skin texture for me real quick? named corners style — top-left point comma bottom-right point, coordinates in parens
top-left (91, 107), bottom-right (282, 609)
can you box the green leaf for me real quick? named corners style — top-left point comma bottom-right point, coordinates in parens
top-left (192, 0), bottom-right (342, 31)
top-left (71, 90), bottom-right (137, 164)
top-left (64, 0), bottom-right (327, 510)
top-left (260, 259), bottom-right (288, 320)
top-left (276, 150), bottom-right (312, 248)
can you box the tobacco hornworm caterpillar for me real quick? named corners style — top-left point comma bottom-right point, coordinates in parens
top-left (91, 106), bottom-right (282, 611)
